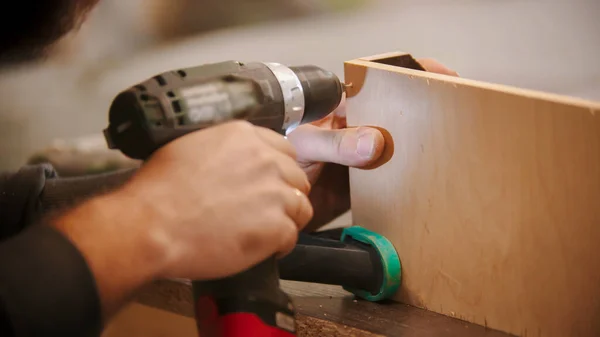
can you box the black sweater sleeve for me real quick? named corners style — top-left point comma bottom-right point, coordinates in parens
top-left (0, 165), bottom-right (102, 337)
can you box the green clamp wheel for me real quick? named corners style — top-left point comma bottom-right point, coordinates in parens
top-left (340, 226), bottom-right (402, 302)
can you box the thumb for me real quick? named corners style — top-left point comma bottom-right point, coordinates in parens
top-left (287, 125), bottom-right (385, 168)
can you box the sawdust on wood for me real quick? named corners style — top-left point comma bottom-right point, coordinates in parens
top-left (297, 315), bottom-right (384, 337)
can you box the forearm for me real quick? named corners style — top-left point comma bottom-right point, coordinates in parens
top-left (51, 187), bottom-right (170, 322)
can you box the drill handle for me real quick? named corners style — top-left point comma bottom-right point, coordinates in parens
top-left (193, 257), bottom-right (297, 337)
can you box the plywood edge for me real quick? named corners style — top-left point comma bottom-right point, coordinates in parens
top-left (344, 54), bottom-right (600, 111)
top-left (343, 61), bottom-right (367, 98)
top-left (357, 51), bottom-right (413, 62)
top-left (344, 52), bottom-right (425, 98)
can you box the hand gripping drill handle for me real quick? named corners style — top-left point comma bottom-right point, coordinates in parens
top-left (101, 60), bottom-right (345, 336)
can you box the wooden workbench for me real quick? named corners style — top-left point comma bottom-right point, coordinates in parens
top-left (102, 279), bottom-right (514, 337)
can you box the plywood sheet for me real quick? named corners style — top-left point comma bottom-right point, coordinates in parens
top-left (344, 52), bottom-right (600, 337)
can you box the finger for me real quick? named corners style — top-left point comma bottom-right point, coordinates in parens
top-left (287, 124), bottom-right (385, 168)
top-left (417, 58), bottom-right (460, 77)
top-left (253, 126), bottom-right (297, 159)
top-left (275, 218), bottom-right (301, 258)
top-left (282, 187), bottom-right (313, 231)
top-left (253, 126), bottom-right (310, 193)
top-left (274, 154), bottom-right (311, 195)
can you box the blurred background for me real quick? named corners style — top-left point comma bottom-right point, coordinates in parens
top-left (0, 0), bottom-right (599, 171)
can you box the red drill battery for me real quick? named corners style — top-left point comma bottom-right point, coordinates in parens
top-left (192, 258), bottom-right (297, 337)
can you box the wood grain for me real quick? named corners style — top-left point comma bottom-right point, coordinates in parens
top-left (297, 316), bottom-right (384, 337)
top-left (102, 303), bottom-right (384, 337)
top-left (132, 279), bottom-right (512, 336)
top-left (344, 52), bottom-right (600, 337)
top-left (293, 296), bottom-right (513, 337)
top-left (101, 304), bottom-right (198, 337)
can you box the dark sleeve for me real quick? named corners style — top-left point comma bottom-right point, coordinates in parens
top-left (0, 164), bottom-right (57, 240)
top-left (0, 165), bottom-right (103, 337)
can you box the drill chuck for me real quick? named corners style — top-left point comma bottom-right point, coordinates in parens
top-left (104, 61), bottom-right (344, 160)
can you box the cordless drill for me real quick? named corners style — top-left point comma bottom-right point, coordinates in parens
top-left (102, 60), bottom-right (345, 336)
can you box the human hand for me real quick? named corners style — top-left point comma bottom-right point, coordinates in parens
top-left (55, 119), bottom-right (312, 284)
top-left (52, 120), bottom-right (312, 320)
top-left (286, 58), bottom-right (459, 231)
top-left (124, 120), bottom-right (313, 279)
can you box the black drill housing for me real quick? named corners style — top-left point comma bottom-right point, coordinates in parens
top-left (103, 61), bottom-right (344, 160)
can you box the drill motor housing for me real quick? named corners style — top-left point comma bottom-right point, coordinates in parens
top-left (104, 60), bottom-right (344, 160)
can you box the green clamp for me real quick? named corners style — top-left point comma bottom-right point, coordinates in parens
top-left (340, 226), bottom-right (401, 302)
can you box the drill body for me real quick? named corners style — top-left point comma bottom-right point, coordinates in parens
top-left (103, 60), bottom-right (345, 336)
top-left (104, 60), bottom-right (344, 160)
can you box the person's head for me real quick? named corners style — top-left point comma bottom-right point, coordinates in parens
top-left (0, 0), bottom-right (100, 65)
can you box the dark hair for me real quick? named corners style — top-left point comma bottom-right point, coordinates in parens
top-left (0, 0), bottom-right (99, 65)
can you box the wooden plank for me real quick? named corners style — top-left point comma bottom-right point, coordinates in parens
top-left (297, 316), bottom-right (384, 337)
top-left (132, 279), bottom-right (513, 336)
top-left (292, 295), bottom-right (513, 337)
top-left (101, 303), bottom-right (384, 337)
top-left (101, 303), bottom-right (197, 337)
top-left (344, 52), bottom-right (600, 337)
